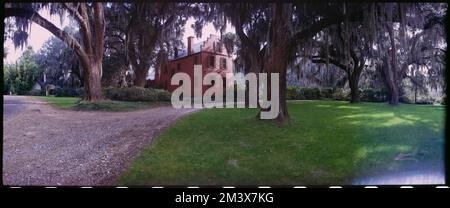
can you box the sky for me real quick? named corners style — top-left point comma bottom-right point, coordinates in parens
top-left (3, 11), bottom-right (235, 64)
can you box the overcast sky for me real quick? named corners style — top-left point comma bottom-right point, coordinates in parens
top-left (3, 10), bottom-right (235, 64)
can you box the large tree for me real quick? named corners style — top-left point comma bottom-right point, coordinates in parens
top-left (124, 2), bottom-right (188, 87)
top-left (5, 3), bottom-right (106, 101)
top-left (197, 3), bottom-right (367, 123)
top-left (34, 26), bottom-right (82, 88)
top-left (372, 3), bottom-right (446, 105)
top-left (310, 23), bottom-right (372, 103)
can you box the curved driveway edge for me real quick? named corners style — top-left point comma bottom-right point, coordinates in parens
top-left (3, 96), bottom-right (199, 186)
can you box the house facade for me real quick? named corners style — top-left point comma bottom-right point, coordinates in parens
top-left (150, 34), bottom-right (234, 95)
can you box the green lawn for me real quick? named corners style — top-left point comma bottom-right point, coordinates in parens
top-left (117, 100), bottom-right (445, 186)
top-left (34, 96), bottom-right (168, 111)
top-left (34, 96), bottom-right (80, 108)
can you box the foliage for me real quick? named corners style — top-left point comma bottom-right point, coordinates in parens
top-left (73, 100), bottom-right (166, 112)
top-left (106, 2), bottom-right (189, 86)
top-left (5, 2), bottom-right (107, 101)
top-left (287, 86), bottom-right (334, 100)
top-left (3, 47), bottom-right (42, 95)
top-left (27, 89), bottom-right (45, 96)
top-left (54, 86), bottom-right (84, 97)
top-left (360, 89), bottom-right (388, 102)
top-left (332, 88), bottom-right (350, 101)
top-left (34, 29), bottom-right (82, 88)
top-left (101, 55), bottom-right (127, 87)
top-left (102, 87), bottom-right (171, 102)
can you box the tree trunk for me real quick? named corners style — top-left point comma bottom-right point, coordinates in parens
top-left (83, 60), bottom-right (104, 102)
top-left (259, 3), bottom-right (291, 124)
top-left (389, 84), bottom-right (400, 105)
top-left (414, 85), bottom-right (417, 103)
top-left (349, 74), bottom-right (361, 103)
top-left (134, 66), bottom-right (148, 87)
top-left (386, 22), bottom-right (400, 106)
top-left (5, 4), bottom-right (105, 102)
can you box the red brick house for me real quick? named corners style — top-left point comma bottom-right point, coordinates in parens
top-left (150, 34), bottom-right (234, 94)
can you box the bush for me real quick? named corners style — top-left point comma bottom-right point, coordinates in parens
top-left (320, 87), bottom-right (334, 99)
top-left (287, 87), bottom-right (393, 102)
top-left (27, 89), bottom-right (45, 96)
top-left (102, 87), bottom-right (171, 102)
top-left (76, 88), bottom-right (85, 98)
top-left (301, 88), bottom-right (321, 99)
top-left (286, 86), bottom-right (334, 100)
top-left (415, 96), bottom-right (435, 105)
top-left (361, 88), bottom-right (388, 102)
top-left (55, 86), bottom-right (83, 97)
top-left (332, 89), bottom-right (350, 101)
top-left (399, 95), bottom-right (414, 104)
top-left (287, 86), bottom-right (300, 100)
top-left (415, 100), bottom-right (434, 105)
top-left (155, 89), bottom-right (171, 101)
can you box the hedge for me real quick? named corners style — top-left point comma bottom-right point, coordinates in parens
top-left (102, 87), bottom-right (171, 102)
top-left (360, 88), bottom-right (388, 102)
top-left (287, 86), bottom-right (334, 100)
top-left (287, 86), bottom-right (390, 102)
top-left (55, 87), bottom-right (85, 97)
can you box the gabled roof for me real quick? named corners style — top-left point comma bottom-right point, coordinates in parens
top-left (169, 42), bottom-right (202, 60)
top-left (168, 34), bottom-right (223, 61)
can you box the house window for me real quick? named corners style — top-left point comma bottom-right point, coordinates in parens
top-left (209, 56), bottom-right (215, 67)
top-left (220, 58), bottom-right (227, 69)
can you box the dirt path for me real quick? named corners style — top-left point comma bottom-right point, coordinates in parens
top-left (3, 96), bottom-right (199, 186)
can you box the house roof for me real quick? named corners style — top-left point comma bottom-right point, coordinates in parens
top-left (168, 34), bottom-right (222, 61)
top-left (169, 42), bottom-right (202, 60)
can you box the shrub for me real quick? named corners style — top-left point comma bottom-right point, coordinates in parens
top-left (76, 88), bottom-right (85, 98)
top-left (55, 86), bottom-right (83, 97)
top-left (155, 89), bottom-right (171, 101)
top-left (399, 95), bottom-right (414, 104)
top-left (415, 100), bottom-right (434, 105)
top-left (102, 87), bottom-right (171, 102)
top-left (54, 86), bottom-right (63, 97)
top-left (361, 88), bottom-right (388, 102)
top-left (320, 87), bottom-right (334, 99)
top-left (287, 86), bottom-right (300, 100)
top-left (301, 87), bottom-right (321, 100)
top-left (415, 96), bottom-right (435, 105)
top-left (27, 89), bottom-right (45, 96)
top-left (286, 86), bottom-right (334, 100)
top-left (333, 89), bottom-right (350, 101)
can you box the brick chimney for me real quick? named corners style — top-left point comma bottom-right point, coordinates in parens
top-left (187, 36), bottom-right (194, 55)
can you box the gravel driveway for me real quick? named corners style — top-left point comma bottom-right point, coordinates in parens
top-left (3, 97), bottom-right (198, 186)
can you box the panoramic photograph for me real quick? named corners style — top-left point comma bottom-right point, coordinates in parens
top-left (2, 2), bottom-right (447, 187)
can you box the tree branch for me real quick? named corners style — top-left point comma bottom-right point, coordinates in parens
top-left (311, 55), bottom-right (348, 72)
top-left (292, 10), bottom-right (365, 46)
top-left (4, 7), bottom-right (89, 68)
top-left (93, 3), bottom-right (105, 62)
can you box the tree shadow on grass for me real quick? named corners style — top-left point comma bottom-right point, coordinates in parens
top-left (317, 101), bottom-right (445, 185)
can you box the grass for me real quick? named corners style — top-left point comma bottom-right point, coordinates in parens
top-left (34, 96), bottom-right (80, 108)
top-left (33, 96), bottom-right (168, 111)
top-left (117, 100), bottom-right (445, 186)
